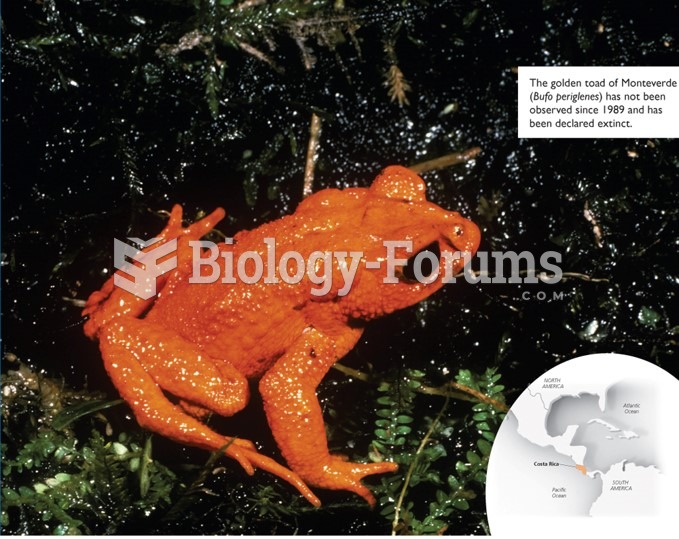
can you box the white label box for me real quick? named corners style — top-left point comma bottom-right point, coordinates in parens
top-left (518, 66), bottom-right (679, 138)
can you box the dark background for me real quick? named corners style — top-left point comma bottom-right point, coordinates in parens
top-left (3, 0), bottom-right (678, 534)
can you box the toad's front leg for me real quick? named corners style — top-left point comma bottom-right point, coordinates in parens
top-left (259, 327), bottom-right (398, 506)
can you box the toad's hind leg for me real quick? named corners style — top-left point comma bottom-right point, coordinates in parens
top-left (98, 319), bottom-right (320, 506)
top-left (83, 205), bottom-right (225, 339)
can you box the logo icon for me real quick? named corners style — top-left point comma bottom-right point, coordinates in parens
top-left (113, 237), bottom-right (178, 300)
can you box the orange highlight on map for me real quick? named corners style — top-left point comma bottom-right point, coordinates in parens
top-left (575, 464), bottom-right (587, 475)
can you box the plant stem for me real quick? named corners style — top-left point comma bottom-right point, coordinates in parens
top-left (391, 395), bottom-right (450, 535)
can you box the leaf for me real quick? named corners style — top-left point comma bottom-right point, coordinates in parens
top-left (20, 34), bottom-right (75, 49)
top-left (375, 428), bottom-right (390, 441)
top-left (638, 306), bottom-right (661, 327)
top-left (52, 399), bottom-right (124, 430)
top-left (456, 369), bottom-right (473, 386)
top-left (452, 498), bottom-right (469, 510)
top-left (477, 438), bottom-right (492, 456)
top-left (489, 384), bottom-right (505, 394)
top-left (112, 442), bottom-right (128, 456)
top-left (423, 444), bottom-right (447, 461)
top-left (481, 431), bottom-right (496, 442)
top-left (377, 395), bottom-right (395, 406)
top-left (139, 435), bottom-right (153, 498)
top-left (466, 451), bottom-right (481, 465)
top-left (34, 482), bottom-right (49, 494)
top-left (476, 421), bottom-right (491, 431)
top-left (447, 475), bottom-right (460, 490)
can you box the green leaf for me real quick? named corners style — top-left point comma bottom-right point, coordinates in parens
top-left (466, 451), bottom-right (481, 465)
top-left (33, 482), bottom-right (49, 494)
top-left (452, 498), bottom-right (469, 510)
top-left (52, 399), bottom-right (124, 430)
top-left (139, 435), bottom-right (152, 497)
top-left (481, 431), bottom-right (496, 442)
top-left (377, 396), bottom-right (395, 406)
top-left (375, 428), bottom-right (390, 440)
top-left (111, 442), bottom-right (128, 456)
top-left (20, 34), bottom-right (74, 49)
top-left (447, 475), bottom-right (460, 490)
top-left (638, 306), bottom-right (661, 327)
top-left (2, 488), bottom-right (20, 503)
top-left (456, 369), bottom-right (473, 386)
top-left (476, 421), bottom-right (491, 431)
top-left (477, 438), bottom-right (492, 456)
top-left (423, 444), bottom-right (447, 461)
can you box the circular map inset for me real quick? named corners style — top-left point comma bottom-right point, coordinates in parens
top-left (486, 354), bottom-right (679, 538)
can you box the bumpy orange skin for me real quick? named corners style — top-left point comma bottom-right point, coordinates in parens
top-left (83, 166), bottom-right (481, 507)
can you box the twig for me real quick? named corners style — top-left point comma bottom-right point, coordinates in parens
top-left (583, 200), bottom-right (604, 248)
top-left (392, 394), bottom-right (450, 535)
top-left (302, 112), bottom-right (322, 198)
top-left (237, 41), bottom-right (284, 74)
top-left (408, 147), bottom-right (482, 174)
top-left (559, 272), bottom-right (609, 283)
top-left (331, 362), bottom-right (371, 382)
top-left (451, 268), bottom-right (609, 284)
top-left (236, 0), bottom-right (266, 9)
top-left (156, 30), bottom-right (212, 58)
top-left (444, 382), bottom-right (508, 413)
top-left (331, 363), bottom-right (508, 412)
top-left (62, 296), bottom-right (86, 308)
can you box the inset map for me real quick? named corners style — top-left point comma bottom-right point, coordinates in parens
top-left (486, 354), bottom-right (678, 537)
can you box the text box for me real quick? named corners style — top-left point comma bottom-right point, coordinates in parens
top-left (518, 66), bottom-right (679, 138)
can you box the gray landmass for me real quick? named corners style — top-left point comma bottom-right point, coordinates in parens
top-left (492, 412), bottom-right (603, 516)
top-left (545, 381), bottom-right (657, 474)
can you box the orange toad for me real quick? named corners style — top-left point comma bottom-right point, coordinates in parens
top-left (83, 166), bottom-right (481, 507)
